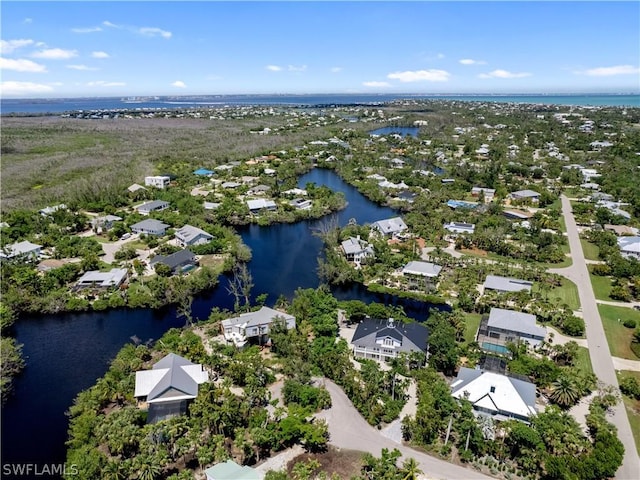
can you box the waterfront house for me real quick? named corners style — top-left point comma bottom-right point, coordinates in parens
top-left (150, 249), bottom-right (197, 274)
top-left (175, 225), bottom-right (213, 247)
top-left (136, 200), bottom-right (170, 216)
top-left (351, 318), bottom-right (429, 362)
top-left (401, 261), bottom-right (442, 291)
top-left (204, 460), bottom-right (258, 480)
top-left (443, 222), bottom-right (475, 235)
top-left (134, 353), bottom-right (208, 423)
top-left (144, 175), bottom-right (171, 189)
top-left (617, 236), bottom-right (640, 260)
top-left (221, 306), bottom-right (296, 348)
top-left (476, 308), bottom-right (546, 355)
top-left (371, 217), bottom-right (408, 238)
top-left (76, 268), bottom-right (128, 289)
top-left (451, 367), bottom-right (537, 423)
top-left (483, 275), bottom-right (533, 294)
top-left (341, 236), bottom-right (374, 265)
top-left (289, 198), bottom-right (313, 210)
top-left (247, 199), bottom-right (277, 214)
top-left (130, 218), bottom-right (170, 236)
top-left (0, 240), bottom-right (42, 262)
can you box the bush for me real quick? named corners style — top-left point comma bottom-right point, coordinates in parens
top-left (561, 316), bottom-right (585, 337)
top-left (619, 376), bottom-right (640, 400)
top-left (623, 319), bottom-right (637, 329)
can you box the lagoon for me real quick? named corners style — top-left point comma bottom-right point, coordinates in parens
top-left (369, 126), bottom-right (420, 138)
top-left (1, 167), bottom-right (445, 478)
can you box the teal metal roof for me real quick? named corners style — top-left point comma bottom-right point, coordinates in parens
top-left (204, 460), bottom-right (259, 480)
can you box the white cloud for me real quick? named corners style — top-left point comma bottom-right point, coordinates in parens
top-left (266, 65), bottom-right (282, 71)
top-left (91, 51), bottom-right (110, 59)
top-left (387, 69), bottom-right (451, 82)
top-left (102, 21), bottom-right (122, 29)
top-left (478, 69), bottom-right (531, 79)
top-left (72, 26), bottom-right (102, 33)
top-left (0, 58), bottom-right (47, 72)
top-left (363, 81), bottom-right (391, 87)
top-left (87, 80), bottom-right (126, 87)
top-left (23, 18), bottom-right (33, 24)
top-left (31, 48), bottom-right (78, 60)
top-left (67, 64), bottom-right (99, 71)
top-left (580, 65), bottom-right (640, 77)
top-left (459, 58), bottom-right (487, 65)
top-left (330, 67), bottom-right (342, 73)
top-left (138, 27), bottom-right (172, 39)
top-left (0, 39), bottom-right (34, 55)
top-left (1, 81), bottom-right (54, 95)
top-left (171, 80), bottom-right (187, 88)
top-left (288, 65), bottom-right (307, 72)
top-left (436, 53), bottom-right (445, 59)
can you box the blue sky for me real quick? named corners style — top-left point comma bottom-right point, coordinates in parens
top-left (1, 1), bottom-right (639, 98)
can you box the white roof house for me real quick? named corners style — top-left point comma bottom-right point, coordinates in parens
top-left (484, 275), bottom-right (533, 293)
top-left (39, 204), bottom-right (67, 216)
top-left (77, 268), bottom-right (128, 288)
top-left (134, 353), bottom-right (208, 404)
top-left (247, 199), bottom-right (277, 213)
top-left (618, 236), bottom-right (640, 260)
top-left (0, 241), bottom-right (42, 261)
top-left (341, 237), bottom-right (374, 264)
top-left (221, 307), bottom-right (296, 348)
top-left (444, 222), bottom-right (475, 235)
top-left (510, 189), bottom-right (541, 201)
top-left (371, 217), bottom-right (408, 237)
top-left (477, 308), bottom-right (546, 353)
top-left (451, 368), bottom-right (537, 422)
top-left (144, 176), bottom-right (171, 189)
top-left (402, 261), bottom-right (442, 278)
top-left (175, 225), bottom-right (213, 247)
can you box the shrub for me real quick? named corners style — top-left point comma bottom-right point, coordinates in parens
top-left (623, 319), bottom-right (637, 329)
top-left (561, 316), bottom-right (585, 337)
top-left (619, 377), bottom-right (640, 400)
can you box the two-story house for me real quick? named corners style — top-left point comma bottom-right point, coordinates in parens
top-left (221, 307), bottom-right (296, 348)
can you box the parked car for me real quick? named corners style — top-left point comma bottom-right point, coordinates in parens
top-left (120, 233), bottom-right (131, 240)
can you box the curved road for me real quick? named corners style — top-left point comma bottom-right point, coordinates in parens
top-left (315, 379), bottom-right (492, 480)
top-left (552, 195), bottom-right (639, 479)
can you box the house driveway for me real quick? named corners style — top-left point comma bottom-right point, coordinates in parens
top-left (100, 234), bottom-right (140, 264)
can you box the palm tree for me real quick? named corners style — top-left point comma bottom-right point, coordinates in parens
top-left (401, 458), bottom-right (423, 480)
top-left (549, 374), bottom-right (581, 408)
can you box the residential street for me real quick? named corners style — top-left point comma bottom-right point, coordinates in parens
top-left (315, 379), bottom-right (492, 480)
top-left (554, 195), bottom-right (639, 479)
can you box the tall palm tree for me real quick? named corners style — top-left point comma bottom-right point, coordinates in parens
top-left (401, 458), bottom-right (423, 480)
top-left (549, 375), bottom-right (581, 408)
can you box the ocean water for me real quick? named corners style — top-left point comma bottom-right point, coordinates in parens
top-left (1, 93), bottom-right (638, 114)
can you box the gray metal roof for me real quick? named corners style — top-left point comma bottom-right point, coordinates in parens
top-left (341, 237), bottom-right (372, 255)
top-left (484, 275), bottom-right (533, 292)
top-left (221, 306), bottom-right (295, 329)
top-left (487, 308), bottom-right (545, 338)
top-left (351, 318), bottom-right (428, 354)
top-left (510, 189), bottom-right (540, 198)
top-left (618, 236), bottom-right (640, 254)
top-left (134, 353), bottom-right (208, 403)
top-left (150, 249), bottom-right (195, 270)
top-left (402, 261), bottom-right (442, 277)
top-left (137, 200), bottom-right (169, 212)
top-left (176, 225), bottom-right (213, 244)
top-left (131, 218), bottom-right (170, 231)
top-left (371, 217), bottom-right (408, 235)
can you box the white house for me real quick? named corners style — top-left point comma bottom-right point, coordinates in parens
top-left (175, 225), bottom-right (213, 247)
top-left (247, 199), bottom-right (277, 214)
top-left (0, 241), bottom-right (42, 261)
top-left (444, 222), bottom-right (475, 235)
top-left (91, 215), bottom-right (123, 232)
top-left (509, 189), bottom-right (540, 203)
top-left (144, 176), bottom-right (171, 189)
top-left (483, 275), bottom-right (533, 294)
top-left (477, 308), bottom-right (546, 354)
top-left (617, 236), bottom-right (640, 260)
top-left (451, 368), bottom-right (537, 422)
top-left (471, 187), bottom-right (496, 201)
top-left (136, 200), bottom-right (170, 216)
top-left (76, 268), bottom-right (128, 288)
top-left (39, 204), bottom-right (67, 217)
top-left (341, 236), bottom-right (374, 265)
top-left (221, 307), bottom-right (296, 348)
top-left (401, 261), bottom-right (442, 290)
top-left (371, 217), bottom-right (408, 237)
top-left (351, 318), bottom-right (429, 362)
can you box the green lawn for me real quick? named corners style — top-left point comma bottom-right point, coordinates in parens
top-left (541, 277), bottom-right (581, 310)
top-left (574, 346), bottom-right (593, 375)
top-left (598, 304), bottom-right (640, 360)
top-left (580, 239), bottom-right (600, 261)
top-left (616, 370), bottom-right (640, 456)
top-left (590, 274), bottom-right (614, 301)
top-left (463, 313), bottom-right (482, 344)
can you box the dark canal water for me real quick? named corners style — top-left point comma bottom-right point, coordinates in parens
top-left (1, 168), bottom-right (445, 477)
top-left (369, 126), bottom-right (420, 137)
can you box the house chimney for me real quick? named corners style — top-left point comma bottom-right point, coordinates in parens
top-left (387, 318), bottom-right (394, 328)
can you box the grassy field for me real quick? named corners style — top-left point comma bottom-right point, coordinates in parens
top-left (598, 304), bottom-right (640, 360)
top-left (1, 116), bottom-right (334, 212)
top-left (541, 277), bottom-right (581, 310)
top-left (574, 346), bottom-right (593, 374)
top-left (616, 370), bottom-right (640, 456)
top-left (580, 238), bottom-right (600, 261)
top-left (590, 274), bottom-right (614, 301)
top-left (463, 313), bottom-right (482, 344)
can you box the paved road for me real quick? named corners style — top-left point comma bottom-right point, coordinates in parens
top-left (315, 379), bottom-right (492, 480)
top-left (554, 195), bottom-right (639, 479)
